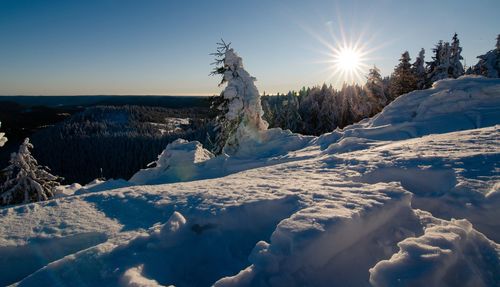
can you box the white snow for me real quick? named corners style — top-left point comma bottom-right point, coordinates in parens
top-left (149, 118), bottom-right (190, 135)
top-left (0, 77), bottom-right (499, 286)
top-left (130, 139), bottom-right (214, 184)
top-left (369, 217), bottom-right (500, 287)
top-left (0, 121), bottom-right (6, 147)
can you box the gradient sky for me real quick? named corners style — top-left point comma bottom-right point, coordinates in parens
top-left (0, 0), bottom-right (499, 95)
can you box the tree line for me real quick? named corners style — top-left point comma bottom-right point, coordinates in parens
top-left (262, 33), bottom-right (500, 135)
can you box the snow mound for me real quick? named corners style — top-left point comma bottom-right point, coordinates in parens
top-left (74, 178), bottom-right (133, 195)
top-left (214, 184), bottom-right (422, 287)
top-left (345, 126), bottom-right (500, 242)
top-left (120, 265), bottom-right (168, 287)
top-left (318, 76), bottom-right (500, 148)
top-left (129, 130), bottom-right (312, 185)
top-left (369, 218), bottom-right (500, 287)
top-left (229, 128), bottom-right (313, 159)
top-left (130, 139), bottom-right (214, 185)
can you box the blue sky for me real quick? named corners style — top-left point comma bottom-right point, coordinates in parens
top-left (0, 0), bottom-right (499, 95)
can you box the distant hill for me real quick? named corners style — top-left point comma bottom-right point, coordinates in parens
top-left (0, 95), bottom-right (210, 108)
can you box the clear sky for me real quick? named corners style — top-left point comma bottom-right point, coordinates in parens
top-left (0, 0), bottom-right (499, 95)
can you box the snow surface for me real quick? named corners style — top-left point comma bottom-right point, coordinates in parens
top-left (0, 77), bottom-right (499, 286)
top-left (0, 122), bottom-right (6, 147)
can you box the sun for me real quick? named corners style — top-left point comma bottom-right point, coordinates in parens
top-left (327, 42), bottom-right (369, 85)
top-left (335, 47), bottom-right (361, 72)
top-left (299, 17), bottom-right (384, 87)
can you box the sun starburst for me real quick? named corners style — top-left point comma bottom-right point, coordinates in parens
top-left (299, 12), bottom-right (388, 88)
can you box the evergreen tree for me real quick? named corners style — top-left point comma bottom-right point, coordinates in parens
top-left (0, 138), bottom-right (63, 206)
top-left (390, 51), bottom-right (417, 99)
top-left (449, 33), bottom-right (465, 78)
top-left (299, 86), bottom-right (322, 134)
top-left (434, 42), bottom-right (451, 82)
top-left (427, 39), bottom-right (456, 85)
top-left (317, 86), bottom-right (337, 133)
top-left (426, 41), bottom-right (443, 87)
top-left (280, 91), bottom-right (302, 131)
top-left (364, 65), bottom-right (387, 114)
top-left (467, 34), bottom-right (500, 78)
top-left (210, 40), bottom-right (268, 155)
top-left (412, 48), bottom-right (426, 89)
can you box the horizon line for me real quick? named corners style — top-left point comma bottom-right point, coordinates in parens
top-left (0, 94), bottom-right (215, 97)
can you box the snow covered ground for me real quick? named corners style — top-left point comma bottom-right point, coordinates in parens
top-left (0, 76), bottom-right (499, 286)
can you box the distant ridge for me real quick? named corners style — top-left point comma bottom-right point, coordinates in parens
top-left (0, 95), bottom-right (210, 108)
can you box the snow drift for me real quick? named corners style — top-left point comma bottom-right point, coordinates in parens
top-left (318, 76), bottom-right (500, 147)
top-left (130, 139), bottom-right (214, 185)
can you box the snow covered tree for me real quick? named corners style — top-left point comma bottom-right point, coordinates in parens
top-left (278, 91), bottom-right (302, 132)
top-left (431, 41), bottom-right (452, 83)
top-left (210, 40), bottom-right (268, 155)
top-left (412, 48), bottom-right (426, 89)
top-left (364, 65), bottom-right (387, 113)
top-left (299, 86), bottom-right (322, 134)
top-left (467, 34), bottom-right (500, 78)
top-left (0, 121), bottom-right (6, 147)
top-left (390, 51), bottom-right (417, 99)
top-left (425, 41), bottom-right (443, 87)
top-left (0, 138), bottom-right (63, 206)
top-left (317, 85), bottom-right (338, 133)
top-left (426, 36), bottom-right (462, 85)
top-left (449, 33), bottom-right (464, 78)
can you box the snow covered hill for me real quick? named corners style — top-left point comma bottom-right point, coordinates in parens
top-left (0, 76), bottom-right (499, 286)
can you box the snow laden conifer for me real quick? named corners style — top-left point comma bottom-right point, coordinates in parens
top-left (0, 121), bottom-right (6, 147)
top-left (467, 34), bottom-right (500, 78)
top-left (427, 41), bottom-right (452, 84)
top-left (412, 48), bottom-right (426, 89)
top-left (390, 51), bottom-right (417, 99)
top-left (0, 138), bottom-right (63, 206)
top-left (278, 92), bottom-right (302, 132)
top-left (449, 33), bottom-right (465, 78)
top-left (210, 40), bottom-right (268, 155)
top-left (425, 41), bottom-right (443, 87)
top-left (364, 65), bottom-right (387, 113)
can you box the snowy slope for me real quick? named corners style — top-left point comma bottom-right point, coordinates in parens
top-left (0, 77), bottom-right (499, 287)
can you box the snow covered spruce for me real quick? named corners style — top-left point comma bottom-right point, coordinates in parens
top-left (209, 40), bottom-right (269, 155)
top-left (0, 138), bottom-right (62, 206)
top-left (467, 34), bottom-right (500, 78)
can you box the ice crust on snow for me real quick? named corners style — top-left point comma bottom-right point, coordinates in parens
top-left (0, 77), bottom-right (499, 286)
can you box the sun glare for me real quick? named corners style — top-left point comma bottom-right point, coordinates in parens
top-left (301, 17), bottom-right (384, 87)
top-left (327, 42), bottom-right (369, 85)
top-left (335, 47), bottom-right (361, 71)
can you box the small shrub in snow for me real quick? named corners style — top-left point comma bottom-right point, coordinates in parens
top-left (0, 138), bottom-right (63, 206)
